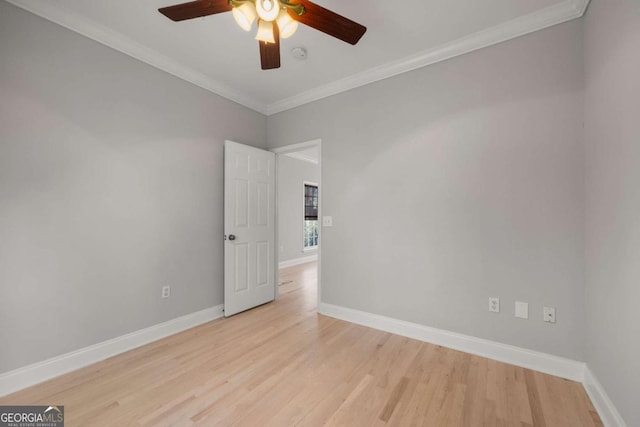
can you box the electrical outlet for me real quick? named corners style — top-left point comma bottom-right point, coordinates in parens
top-left (543, 307), bottom-right (556, 323)
top-left (515, 301), bottom-right (529, 319)
top-left (161, 286), bottom-right (171, 299)
top-left (322, 216), bottom-right (333, 227)
top-left (489, 297), bottom-right (500, 313)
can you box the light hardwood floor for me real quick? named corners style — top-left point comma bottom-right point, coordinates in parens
top-left (1, 262), bottom-right (602, 426)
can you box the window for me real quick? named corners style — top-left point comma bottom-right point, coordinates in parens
top-left (304, 183), bottom-right (318, 249)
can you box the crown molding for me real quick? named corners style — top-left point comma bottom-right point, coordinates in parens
top-left (5, 0), bottom-right (269, 115)
top-left (266, 0), bottom-right (591, 115)
top-left (7, 0), bottom-right (589, 117)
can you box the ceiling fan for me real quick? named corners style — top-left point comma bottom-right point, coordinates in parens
top-left (158, 0), bottom-right (367, 70)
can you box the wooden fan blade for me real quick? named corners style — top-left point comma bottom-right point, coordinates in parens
top-left (159, 0), bottom-right (232, 22)
top-left (259, 24), bottom-right (281, 70)
top-left (288, 0), bottom-right (366, 45)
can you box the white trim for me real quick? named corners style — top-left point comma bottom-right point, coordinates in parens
top-left (572, 0), bottom-right (591, 15)
top-left (278, 254), bottom-right (317, 269)
top-left (318, 302), bottom-right (585, 382)
top-left (283, 151), bottom-right (319, 165)
top-left (271, 140), bottom-right (322, 155)
top-left (269, 139), bottom-right (322, 301)
top-left (5, 0), bottom-right (267, 115)
top-left (6, 0), bottom-right (589, 116)
top-left (0, 305), bottom-right (224, 397)
top-left (265, 0), bottom-right (591, 115)
top-left (272, 139), bottom-right (322, 304)
top-left (584, 367), bottom-right (628, 427)
top-left (274, 153), bottom-right (281, 301)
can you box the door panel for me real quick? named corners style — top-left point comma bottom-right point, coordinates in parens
top-left (234, 243), bottom-right (249, 292)
top-left (234, 180), bottom-right (249, 227)
top-left (256, 241), bottom-right (269, 287)
top-left (224, 141), bottom-right (275, 317)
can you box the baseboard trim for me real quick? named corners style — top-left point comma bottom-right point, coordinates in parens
top-left (318, 302), bottom-right (585, 382)
top-left (279, 254), bottom-right (317, 269)
top-left (584, 367), bottom-right (628, 427)
top-left (0, 305), bottom-right (224, 397)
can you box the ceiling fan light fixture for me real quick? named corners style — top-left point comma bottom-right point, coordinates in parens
top-left (232, 2), bottom-right (257, 31)
top-left (255, 19), bottom-right (276, 43)
top-left (255, 0), bottom-right (280, 22)
top-left (276, 10), bottom-right (298, 39)
top-left (159, 0), bottom-right (367, 70)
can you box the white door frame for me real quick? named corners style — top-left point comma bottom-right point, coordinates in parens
top-left (271, 139), bottom-right (322, 303)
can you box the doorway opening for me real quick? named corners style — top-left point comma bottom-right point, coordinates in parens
top-left (272, 140), bottom-right (321, 306)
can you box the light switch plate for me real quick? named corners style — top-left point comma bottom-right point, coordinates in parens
top-left (161, 286), bottom-right (171, 299)
top-left (322, 216), bottom-right (333, 227)
top-left (515, 301), bottom-right (528, 319)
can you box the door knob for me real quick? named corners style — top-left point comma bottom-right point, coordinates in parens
top-left (228, 234), bottom-right (236, 241)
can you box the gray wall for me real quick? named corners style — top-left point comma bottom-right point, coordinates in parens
top-left (584, 0), bottom-right (640, 425)
top-left (9, 4), bottom-right (639, 423)
top-left (0, 2), bottom-right (266, 373)
top-left (268, 21), bottom-right (585, 359)
top-left (277, 156), bottom-right (320, 264)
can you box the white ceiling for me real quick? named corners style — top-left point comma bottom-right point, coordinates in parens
top-left (8, 0), bottom-right (589, 114)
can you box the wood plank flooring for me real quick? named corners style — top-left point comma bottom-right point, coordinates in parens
top-left (0, 262), bottom-right (602, 426)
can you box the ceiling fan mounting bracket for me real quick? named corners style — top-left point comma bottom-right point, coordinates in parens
top-left (227, 0), bottom-right (305, 16)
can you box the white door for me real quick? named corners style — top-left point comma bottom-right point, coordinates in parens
top-left (224, 141), bottom-right (276, 317)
